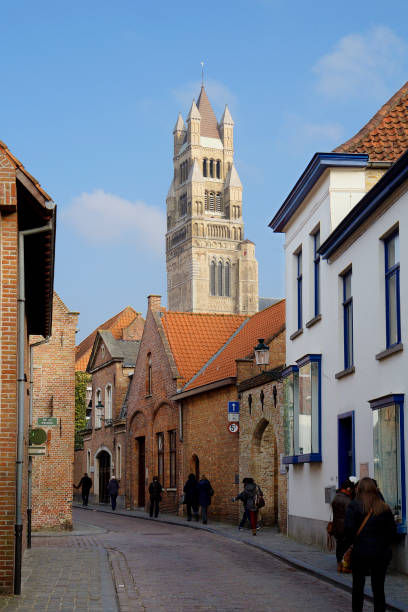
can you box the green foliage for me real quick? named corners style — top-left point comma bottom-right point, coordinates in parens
top-left (75, 371), bottom-right (91, 449)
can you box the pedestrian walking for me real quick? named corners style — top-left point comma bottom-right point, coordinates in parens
top-left (197, 475), bottom-right (214, 524)
top-left (232, 477), bottom-right (263, 536)
top-left (183, 473), bottom-right (199, 521)
top-left (236, 478), bottom-right (251, 530)
top-left (148, 476), bottom-right (163, 518)
top-left (74, 473), bottom-right (92, 506)
top-left (344, 477), bottom-right (397, 612)
top-left (107, 475), bottom-right (120, 511)
top-left (331, 478), bottom-right (355, 572)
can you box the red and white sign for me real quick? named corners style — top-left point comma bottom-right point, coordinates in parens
top-left (227, 422), bottom-right (239, 434)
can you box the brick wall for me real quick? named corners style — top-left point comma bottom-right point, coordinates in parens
top-left (30, 292), bottom-right (78, 531)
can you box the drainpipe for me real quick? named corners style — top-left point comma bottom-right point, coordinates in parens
top-left (178, 401), bottom-right (183, 442)
top-left (27, 337), bottom-right (50, 549)
top-left (15, 222), bottom-right (52, 595)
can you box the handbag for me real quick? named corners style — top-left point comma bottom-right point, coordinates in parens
top-left (341, 510), bottom-right (373, 571)
top-left (180, 494), bottom-right (186, 504)
top-left (326, 518), bottom-right (335, 551)
top-left (255, 488), bottom-right (265, 509)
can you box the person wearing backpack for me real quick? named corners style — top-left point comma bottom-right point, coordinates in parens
top-left (197, 475), bottom-right (214, 524)
top-left (232, 477), bottom-right (263, 536)
top-left (344, 477), bottom-right (397, 611)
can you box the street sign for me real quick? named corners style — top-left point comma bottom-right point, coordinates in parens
top-left (227, 422), bottom-right (239, 434)
top-left (228, 413), bottom-right (239, 422)
top-left (37, 417), bottom-right (58, 427)
top-left (228, 401), bottom-right (240, 413)
top-left (29, 446), bottom-right (46, 456)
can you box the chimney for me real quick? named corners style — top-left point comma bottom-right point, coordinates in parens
top-left (148, 295), bottom-right (162, 311)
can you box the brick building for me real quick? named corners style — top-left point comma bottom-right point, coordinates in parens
top-left (30, 292), bottom-right (78, 531)
top-left (125, 295), bottom-right (246, 513)
top-left (0, 141), bottom-right (56, 593)
top-left (74, 309), bottom-right (144, 507)
top-left (172, 300), bottom-right (286, 523)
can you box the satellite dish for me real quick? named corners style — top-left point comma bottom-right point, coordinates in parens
top-left (29, 428), bottom-right (47, 445)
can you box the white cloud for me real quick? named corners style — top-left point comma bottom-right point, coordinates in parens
top-left (62, 189), bottom-right (165, 256)
top-left (313, 26), bottom-right (406, 99)
top-left (172, 78), bottom-right (237, 115)
top-left (281, 114), bottom-right (344, 153)
top-left (300, 121), bottom-right (344, 142)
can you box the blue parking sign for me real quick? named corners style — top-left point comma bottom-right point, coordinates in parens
top-left (228, 401), bottom-right (240, 413)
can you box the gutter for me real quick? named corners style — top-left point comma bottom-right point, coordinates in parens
top-left (15, 221), bottom-right (53, 595)
top-left (170, 377), bottom-right (236, 401)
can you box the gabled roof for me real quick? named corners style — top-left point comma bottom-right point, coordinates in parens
top-left (76, 306), bottom-right (140, 371)
top-left (182, 300), bottom-right (286, 393)
top-left (197, 86), bottom-right (220, 139)
top-left (87, 330), bottom-right (140, 372)
top-left (335, 81), bottom-right (408, 161)
top-left (0, 140), bottom-right (52, 202)
top-left (160, 311), bottom-right (247, 385)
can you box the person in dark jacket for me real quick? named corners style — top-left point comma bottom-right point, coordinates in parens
top-left (183, 473), bottom-right (199, 521)
top-left (233, 478), bottom-right (263, 536)
top-left (236, 478), bottom-right (251, 530)
top-left (344, 477), bottom-right (397, 612)
top-left (331, 478), bottom-right (355, 572)
top-left (107, 476), bottom-right (119, 511)
top-left (148, 476), bottom-right (163, 518)
top-left (74, 473), bottom-right (92, 506)
top-left (197, 475), bottom-right (214, 524)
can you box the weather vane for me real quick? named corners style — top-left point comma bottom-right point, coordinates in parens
top-left (201, 61), bottom-right (204, 86)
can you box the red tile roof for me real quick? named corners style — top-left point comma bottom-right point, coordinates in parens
top-left (160, 311), bottom-right (247, 385)
top-left (76, 306), bottom-right (140, 371)
top-left (183, 300), bottom-right (286, 391)
top-left (335, 81), bottom-right (408, 161)
top-left (197, 86), bottom-right (221, 139)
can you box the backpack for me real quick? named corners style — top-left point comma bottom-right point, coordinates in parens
top-left (254, 487), bottom-right (265, 509)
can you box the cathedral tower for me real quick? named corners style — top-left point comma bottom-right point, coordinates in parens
top-left (166, 86), bottom-right (258, 315)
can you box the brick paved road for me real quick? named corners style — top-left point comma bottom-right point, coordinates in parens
top-left (74, 508), bottom-right (371, 611)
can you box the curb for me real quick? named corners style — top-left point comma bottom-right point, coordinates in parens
top-left (73, 504), bottom-right (407, 612)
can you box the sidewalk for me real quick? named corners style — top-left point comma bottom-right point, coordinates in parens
top-left (74, 502), bottom-right (408, 612)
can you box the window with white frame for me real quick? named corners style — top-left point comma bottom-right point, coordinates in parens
top-left (370, 394), bottom-right (405, 532)
top-left (342, 269), bottom-right (353, 369)
top-left (157, 433), bottom-right (164, 484)
top-left (116, 444), bottom-right (122, 479)
top-left (296, 249), bottom-right (302, 330)
top-left (87, 449), bottom-right (91, 473)
top-left (105, 384), bottom-right (112, 422)
top-left (95, 389), bottom-right (102, 428)
top-left (282, 355), bottom-right (321, 463)
top-left (313, 230), bottom-right (320, 317)
top-left (384, 231), bottom-right (400, 348)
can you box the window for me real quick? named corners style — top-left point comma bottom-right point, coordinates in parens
top-left (313, 230), bottom-right (320, 316)
top-left (209, 159), bottom-right (214, 178)
top-left (179, 193), bottom-right (187, 217)
top-left (105, 384), bottom-right (112, 421)
top-left (216, 193), bottom-right (222, 212)
top-left (282, 355), bottom-right (321, 463)
top-left (209, 192), bottom-right (215, 211)
top-left (87, 449), bottom-right (91, 473)
top-left (370, 394), bottom-right (405, 533)
top-left (203, 158), bottom-right (207, 177)
top-left (210, 261), bottom-right (216, 295)
top-left (157, 433), bottom-right (164, 484)
top-left (216, 160), bottom-right (221, 179)
top-left (384, 232), bottom-right (400, 348)
top-left (218, 261), bottom-right (223, 295)
top-left (116, 444), bottom-right (122, 479)
top-left (95, 389), bottom-right (102, 428)
top-left (296, 250), bottom-right (302, 330)
top-left (224, 262), bottom-right (230, 297)
top-left (169, 430), bottom-right (177, 488)
top-left (342, 269), bottom-right (353, 369)
top-left (146, 353), bottom-right (152, 395)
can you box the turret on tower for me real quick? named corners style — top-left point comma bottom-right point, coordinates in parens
top-left (165, 85), bottom-right (258, 316)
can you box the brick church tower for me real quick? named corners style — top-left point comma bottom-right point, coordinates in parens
top-left (166, 85), bottom-right (258, 315)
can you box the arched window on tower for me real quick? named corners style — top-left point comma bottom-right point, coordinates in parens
top-left (203, 158), bottom-right (207, 177)
top-left (216, 193), bottom-right (222, 212)
top-left (209, 159), bottom-right (214, 178)
top-left (225, 262), bottom-right (230, 297)
top-left (210, 261), bottom-right (216, 296)
top-left (205, 191), bottom-right (208, 210)
top-left (216, 160), bottom-right (221, 179)
top-left (218, 261), bottom-right (223, 296)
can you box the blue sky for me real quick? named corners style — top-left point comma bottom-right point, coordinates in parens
top-left (2, 1), bottom-right (408, 340)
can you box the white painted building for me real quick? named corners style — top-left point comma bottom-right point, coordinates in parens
top-left (270, 149), bottom-right (408, 572)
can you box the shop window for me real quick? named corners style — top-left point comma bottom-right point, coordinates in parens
top-left (384, 231), bottom-right (400, 348)
top-left (282, 355), bottom-right (321, 464)
top-left (157, 433), bottom-right (164, 484)
top-left (370, 394), bottom-right (406, 533)
top-left (169, 430), bottom-right (177, 488)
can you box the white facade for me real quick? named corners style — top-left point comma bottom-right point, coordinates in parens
top-left (271, 153), bottom-right (408, 572)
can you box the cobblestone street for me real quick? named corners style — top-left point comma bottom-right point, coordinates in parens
top-left (0, 508), bottom-right (378, 611)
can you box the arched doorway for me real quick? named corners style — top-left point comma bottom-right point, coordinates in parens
top-left (191, 454), bottom-right (200, 481)
top-left (250, 418), bottom-right (278, 526)
top-left (97, 451), bottom-right (111, 503)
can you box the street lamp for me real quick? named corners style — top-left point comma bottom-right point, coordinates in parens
top-left (254, 338), bottom-right (269, 367)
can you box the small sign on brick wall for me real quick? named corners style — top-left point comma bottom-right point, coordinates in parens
top-left (37, 417), bottom-right (58, 427)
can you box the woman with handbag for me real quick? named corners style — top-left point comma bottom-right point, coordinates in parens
top-left (331, 478), bottom-right (355, 572)
top-left (344, 477), bottom-right (396, 612)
